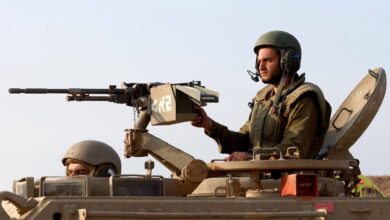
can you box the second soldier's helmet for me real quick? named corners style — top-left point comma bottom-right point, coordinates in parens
top-left (62, 140), bottom-right (121, 177)
top-left (253, 30), bottom-right (301, 73)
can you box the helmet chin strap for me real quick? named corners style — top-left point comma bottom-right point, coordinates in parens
top-left (271, 69), bottom-right (288, 114)
top-left (270, 70), bottom-right (296, 147)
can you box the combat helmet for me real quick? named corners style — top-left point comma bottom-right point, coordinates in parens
top-left (253, 30), bottom-right (301, 72)
top-left (62, 140), bottom-right (121, 177)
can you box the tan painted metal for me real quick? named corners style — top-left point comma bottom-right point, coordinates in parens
top-left (207, 160), bottom-right (350, 172)
top-left (320, 67), bottom-right (387, 159)
top-left (3, 196), bottom-right (390, 219)
top-left (2, 67), bottom-right (389, 220)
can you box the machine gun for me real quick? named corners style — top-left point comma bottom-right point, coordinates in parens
top-left (9, 81), bottom-right (219, 125)
top-left (9, 81), bottom-right (219, 183)
top-left (9, 83), bottom-right (151, 104)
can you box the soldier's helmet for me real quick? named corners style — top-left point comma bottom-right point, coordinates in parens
top-left (62, 140), bottom-right (121, 177)
top-left (253, 30), bottom-right (301, 72)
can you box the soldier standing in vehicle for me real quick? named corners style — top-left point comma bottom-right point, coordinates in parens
top-left (62, 140), bottom-right (121, 177)
top-left (192, 30), bottom-right (331, 161)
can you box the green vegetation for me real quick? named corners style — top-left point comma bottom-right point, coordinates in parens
top-left (352, 175), bottom-right (385, 197)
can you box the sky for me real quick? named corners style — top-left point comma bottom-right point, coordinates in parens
top-left (0, 0), bottom-right (389, 191)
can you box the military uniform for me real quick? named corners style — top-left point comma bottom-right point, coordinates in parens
top-left (207, 74), bottom-right (331, 159)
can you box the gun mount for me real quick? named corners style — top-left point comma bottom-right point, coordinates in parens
top-left (2, 68), bottom-right (390, 220)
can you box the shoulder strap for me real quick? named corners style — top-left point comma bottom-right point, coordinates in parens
top-left (254, 85), bottom-right (273, 101)
top-left (285, 82), bottom-right (331, 137)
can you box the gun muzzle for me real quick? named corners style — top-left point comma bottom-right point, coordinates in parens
top-left (9, 88), bottom-right (25, 94)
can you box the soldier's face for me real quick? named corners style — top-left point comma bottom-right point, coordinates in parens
top-left (67, 163), bottom-right (91, 176)
top-left (257, 47), bottom-right (282, 85)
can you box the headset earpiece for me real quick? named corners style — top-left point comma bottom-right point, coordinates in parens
top-left (281, 49), bottom-right (301, 73)
top-left (94, 164), bottom-right (117, 177)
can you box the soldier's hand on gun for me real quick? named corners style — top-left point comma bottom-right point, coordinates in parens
top-left (225, 152), bottom-right (253, 161)
top-left (191, 105), bottom-right (213, 133)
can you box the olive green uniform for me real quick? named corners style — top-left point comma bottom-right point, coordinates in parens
top-left (207, 74), bottom-right (331, 159)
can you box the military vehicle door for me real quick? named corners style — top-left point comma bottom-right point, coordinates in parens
top-left (319, 67), bottom-right (386, 159)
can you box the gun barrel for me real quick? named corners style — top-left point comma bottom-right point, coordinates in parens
top-left (9, 88), bottom-right (127, 94)
top-left (9, 88), bottom-right (70, 94)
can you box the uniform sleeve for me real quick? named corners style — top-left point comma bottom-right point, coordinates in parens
top-left (274, 93), bottom-right (318, 159)
top-left (206, 119), bottom-right (251, 154)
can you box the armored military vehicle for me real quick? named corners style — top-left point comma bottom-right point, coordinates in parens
top-left (1, 67), bottom-right (389, 220)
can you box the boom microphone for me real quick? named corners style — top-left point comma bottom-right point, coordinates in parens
top-left (247, 70), bottom-right (259, 82)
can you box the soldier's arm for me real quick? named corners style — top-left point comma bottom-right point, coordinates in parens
top-left (207, 120), bottom-right (251, 154)
top-left (192, 105), bottom-right (251, 154)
